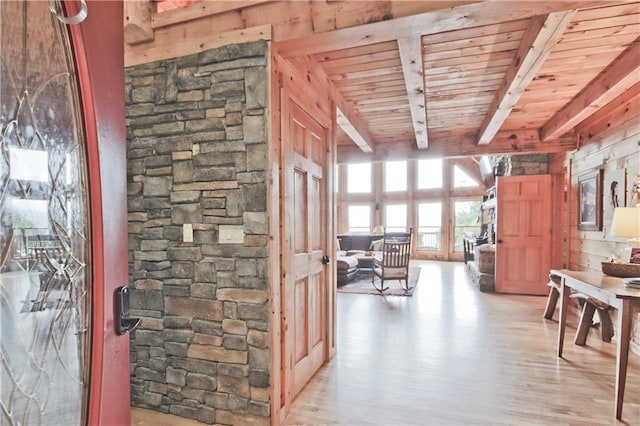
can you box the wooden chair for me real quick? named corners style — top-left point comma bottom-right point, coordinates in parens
top-left (371, 228), bottom-right (412, 292)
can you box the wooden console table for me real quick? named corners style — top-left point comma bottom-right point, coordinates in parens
top-left (551, 269), bottom-right (640, 420)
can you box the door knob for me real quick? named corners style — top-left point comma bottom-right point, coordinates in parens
top-left (497, 239), bottom-right (504, 244)
top-left (322, 255), bottom-right (330, 265)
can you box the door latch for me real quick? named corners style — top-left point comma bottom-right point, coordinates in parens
top-left (322, 255), bottom-right (330, 265)
top-left (115, 286), bottom-right (142, 336)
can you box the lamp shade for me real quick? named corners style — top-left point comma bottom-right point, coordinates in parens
top-left (610, 207), bottom-right (640, 242)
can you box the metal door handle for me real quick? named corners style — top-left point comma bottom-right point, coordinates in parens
top-left (322, 255), bottom-right (330, 265)
top-left (115, 286), bottom-right (142, 335)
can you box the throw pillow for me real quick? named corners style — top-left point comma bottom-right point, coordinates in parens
top-left (369, 239), bottom-right (383, 251)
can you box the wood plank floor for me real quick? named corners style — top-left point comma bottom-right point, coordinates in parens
top-left (133, 260), bottom-right (640, 425)
top-left (283, 260), bottom-right (640, 425)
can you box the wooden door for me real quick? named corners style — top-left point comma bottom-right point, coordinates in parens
top-left (495, 175), bottom-right (552, 295)
top-left (281, 94), bottom-right (329, 407)
top-left (0, 2), bottom-right (129, 425)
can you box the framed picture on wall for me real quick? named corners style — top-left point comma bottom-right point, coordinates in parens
top-left (578, 169), bottom-right (603, 231)
top-left (603, 165), bottom-right (626, 232)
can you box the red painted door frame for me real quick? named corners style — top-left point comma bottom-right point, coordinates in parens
top-left (67, 1), bottom-right (130, 424)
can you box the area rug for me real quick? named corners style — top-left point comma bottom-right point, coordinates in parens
top-left (337, 267), bottom-right (421, 296)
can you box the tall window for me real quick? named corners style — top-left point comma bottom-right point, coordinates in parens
top-left (385, 204), bottom-right (407, 232)
top-left (417, 202), bottom-right (442, 250)
top-left (417, 159), bottom-right (443, 189)
top-left (453, 165), bottom-right (478, 188)
top-left (347, 163), bottom-right (371, 193)
top-left (453, 200), bottom-right (481, 251)
top-left (348, 205), bottom-right (371, 233)
top-left (384, 160), bottom-right (407, 192)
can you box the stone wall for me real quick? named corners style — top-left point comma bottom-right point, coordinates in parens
top-left (490, 154), bottom-right (549, 176)
top-left (125, 41), bottom-right (270, 425)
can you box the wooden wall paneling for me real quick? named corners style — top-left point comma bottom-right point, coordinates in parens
top-left (125, 24), bottom-right (272, 67)
top-left (274, 55), bottom-right (332, 128)
top-left (151, 0), bottom-right (273, 29)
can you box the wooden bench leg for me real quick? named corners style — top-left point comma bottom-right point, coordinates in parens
top-left (597, 307), bottom-right (614, 343)
top-left (543, 286), bottom-right (559, 320)
top-left (574, 301), bottom-right (596, 346)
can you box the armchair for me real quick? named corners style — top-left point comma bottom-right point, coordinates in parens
top-left (371, 228), bottom-right (412, 292)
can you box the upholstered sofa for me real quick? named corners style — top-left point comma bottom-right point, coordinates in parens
top-left (336, 234), bottom-right (384, 285)
top-left (337, 234), bottom-right (382, 252)
top-left (336, 255), bottom-right (358, 285)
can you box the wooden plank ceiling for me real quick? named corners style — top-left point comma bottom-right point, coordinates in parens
top-left (125, 1), bottom-right (640, 160)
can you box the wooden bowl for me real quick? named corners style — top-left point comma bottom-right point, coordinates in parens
top-left (601, 262), bottom-right (640, 278)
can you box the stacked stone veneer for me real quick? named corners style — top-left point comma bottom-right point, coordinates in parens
top-left (125, 41), bottom-right (270, 425)
top-left (490, 154), bottom-right (549, 176)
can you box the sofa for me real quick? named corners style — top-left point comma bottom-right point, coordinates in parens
top-left (337, 234), bottom-right (383, 252)
top-left (336, 234), bottom-right (384, 285)
top-left (336, 255), bottom-right (359, 285)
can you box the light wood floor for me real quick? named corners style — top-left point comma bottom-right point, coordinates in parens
top-left (284, 260), bottom-right (640, 425)
top-left (133, 261), bottom-right (640, 425)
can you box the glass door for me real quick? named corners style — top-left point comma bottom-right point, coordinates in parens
top-left (1, 2), bottom-right (95, 424)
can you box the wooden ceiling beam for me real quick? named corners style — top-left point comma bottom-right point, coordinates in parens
top-left (336, 108), bottom-right (374, 153)
top-left (124, 1), bottom-right (154, 45)
top-left (541, 38), bottom-right (640, 141)
top-left (576, 81), bottom-right (640, 139)
top-left (451, 157), bottom-right (484, 185)
top-left (398, 36), bottom-right (428, 150)
top-left (276, 1), bottom-right (606, 58)
top-left (476, 11), bottom-right (576, 145)
top-left (125, 24), bottom-right (272, 67)
top-left (335, 129), bottom-right (576, 163)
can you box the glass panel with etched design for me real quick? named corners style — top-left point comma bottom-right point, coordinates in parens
top-left (1, 2), bottom-right (91, 425)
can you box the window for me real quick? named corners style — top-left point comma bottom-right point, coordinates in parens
top-left (385, 204), bottom-right (407, 232)
top-left (384, 160), bottom-right (407, 192)
top-left (348, 205), bottom-right (371, 233)
top-left (453, 200), bottom-right (481, 251)
top-left (417, 159), bottom-right (442, 189)
top-left (417, 202), bottom-right (442, 250)
top-left (347, 163), bottom-right (371, 193)
top-left (453, 165), bottom-right (479, 188)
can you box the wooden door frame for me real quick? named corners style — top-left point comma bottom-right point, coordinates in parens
top-left (67, 1), bottom-right (130, 424)
top-left (269, 51), bottom-right (336, 424)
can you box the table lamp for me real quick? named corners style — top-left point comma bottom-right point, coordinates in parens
top-left (611, 207), bottom-right (640, 242)
top-left (610, 206), bottom-right (640, 262)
